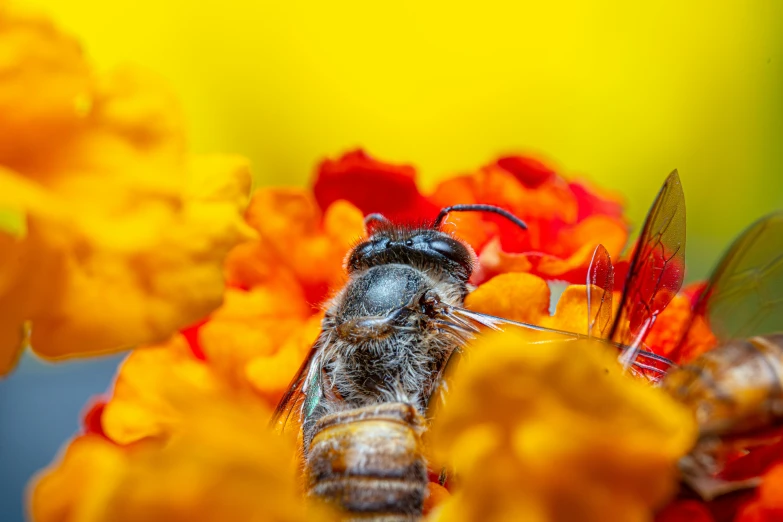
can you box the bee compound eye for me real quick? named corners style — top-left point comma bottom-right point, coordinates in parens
top-left (428, 239), bottom-right (460, 260)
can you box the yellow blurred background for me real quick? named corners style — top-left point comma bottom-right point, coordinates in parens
top-left (13, 0), bottom-right (783, 279)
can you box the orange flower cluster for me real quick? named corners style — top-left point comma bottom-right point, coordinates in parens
top-left (31, 148), bottom-right (746, 522)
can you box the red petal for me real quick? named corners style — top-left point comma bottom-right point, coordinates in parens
top-left (180, 318), bottom-right (210, 361)
top-left (495, 156), bottom-right (555, 188)
top-left (82, 399), bottom-right (108, 438)
top-left (313, 149), bottom-right (438, 223)
top-left (569, 181), bottom-right (625, 221)
top-left (656, 501), bottom-right (715, 522)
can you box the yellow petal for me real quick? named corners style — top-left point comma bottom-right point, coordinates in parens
top-left (465, 272), bottom-right (551, 324)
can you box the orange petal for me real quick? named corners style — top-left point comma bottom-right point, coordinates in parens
top-left (101, 336), bottom-right (224, 445)
top-left (246, 314), bottom-right (324, 403)
top-left (197, 287), bottom-right (311, 389)
top-left (473, 215), bottom-right (627, 285)
top-left (465, 272), bottom-right (551, 325)
top-left (423, 482), bottom-right (451, 516)
top-left (30, 435), bottom-right (129, 522)
top-left (541, 284), bottom-right (591, 335)
top-left (235, 188), bottom-right (364, 306)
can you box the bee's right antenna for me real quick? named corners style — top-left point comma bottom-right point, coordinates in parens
top-left (434, 204), bottom-right (528, 231)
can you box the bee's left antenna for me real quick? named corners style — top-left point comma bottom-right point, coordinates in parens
top-left (364, 213), bottom-right (391, 232)
top-left (434, 204), bottom-right (528, 231)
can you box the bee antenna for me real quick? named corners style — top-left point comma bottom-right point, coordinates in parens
top-left (434, 204), bottom-right (528, 231)
top-left (364, 213), bottom-right (391, 231)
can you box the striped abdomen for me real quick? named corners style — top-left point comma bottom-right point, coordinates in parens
top-left (306, 402), bottom-right (428, 521)
top-left (662, 334), bottom-right (783, 438)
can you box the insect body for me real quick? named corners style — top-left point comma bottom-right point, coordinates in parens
top-left (306, 403), bottom-right (428, 520)
top-left (273, 205), bottom-right (529, 519)
top-left (658, 212), bottom-right (783, 499)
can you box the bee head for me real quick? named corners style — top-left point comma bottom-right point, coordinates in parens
top-left (346, 205), bottom-right (527, 281)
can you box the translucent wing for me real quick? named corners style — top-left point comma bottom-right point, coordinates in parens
top-left (586, 244), bottom-right (615, 338)
top-left (441, 305), bottom-right (675, 382)
top-left (270, 333), bottom-right (326, 430)
top-left (610, 171), bottom-right (686, 353)
top-left (671, 212), bottom-right (783, 359)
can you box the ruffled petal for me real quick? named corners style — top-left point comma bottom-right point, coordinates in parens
top-left (0, 11), bottom-right (253, 373)
top-left (313, 149), bottom-right (438, 223)
top-left (31, 435), bottom-right (130, 522)
top-left (431, 157), bottom-right (628, 283)
top-left (101, 336), bottom-right (225, 445)
top-left (429, 330), bottom-right (698, 522)
top-left (464, 272), bottom-right (551, 324)
top-left (228, 188), bottom-right (365, 306)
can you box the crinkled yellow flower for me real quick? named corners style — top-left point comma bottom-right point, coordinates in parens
top-left (428, 331), bottom-right (697, 522)
top-left (0, 9), bottom-right (253, 374)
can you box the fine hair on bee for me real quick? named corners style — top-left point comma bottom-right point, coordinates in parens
top-left (273, 203), bottom-right (528, 520)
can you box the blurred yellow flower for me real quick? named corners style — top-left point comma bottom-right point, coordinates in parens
top-left (32, 393), bottom-right (335, 522)
top-left (428, 331), bottom-right (698, 522)
top-left (0, 10), bottom-right (253, 374)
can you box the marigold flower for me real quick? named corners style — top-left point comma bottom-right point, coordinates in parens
top-left (0, 10), bottom-right (253, 374)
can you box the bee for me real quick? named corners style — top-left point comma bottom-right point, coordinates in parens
top-left (272, 203), bottom-right (532, 520)
top-left (272, 172), bottom-right (683, 519)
